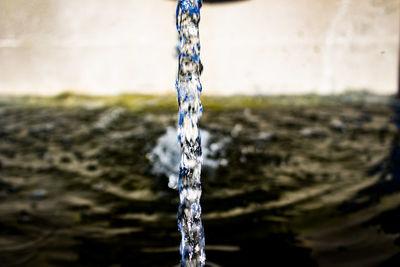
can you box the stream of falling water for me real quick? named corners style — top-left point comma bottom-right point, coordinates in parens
top-left (175, 0), bottom-right (206, 266)
top-left (321, 0), bottom-right (353, 92)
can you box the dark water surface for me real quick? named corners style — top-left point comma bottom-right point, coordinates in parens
top-left (0, 98), bottom-right (399, 267)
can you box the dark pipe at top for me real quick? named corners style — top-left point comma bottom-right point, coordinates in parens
top-left (171, 0), bottom-right (249, 3)
top-left (203, 0), bottom-right (249, 2)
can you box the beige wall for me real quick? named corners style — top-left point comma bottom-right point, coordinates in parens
top-left (0, 0), bottom-right (398, 96)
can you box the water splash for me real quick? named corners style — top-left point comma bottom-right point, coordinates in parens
top-left (175, 0), bottom-right (206, 266)
top-left (148, 126), bottom-right (230, 190)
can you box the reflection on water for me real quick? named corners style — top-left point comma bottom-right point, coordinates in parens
top-left (0, 97), bottom-right (399, 266)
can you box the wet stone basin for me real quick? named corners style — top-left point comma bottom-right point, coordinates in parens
top-left (0, 97), bottom-right (399, 267)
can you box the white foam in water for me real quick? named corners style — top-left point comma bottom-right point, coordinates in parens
top-left (148, 126), bottom-right (230, 190)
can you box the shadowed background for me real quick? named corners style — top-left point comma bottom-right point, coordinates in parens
top-left (0, 0), bottom-right (398, 95)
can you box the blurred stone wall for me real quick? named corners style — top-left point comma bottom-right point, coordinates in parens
top-left (0, 0), bottom-right (398, 95)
